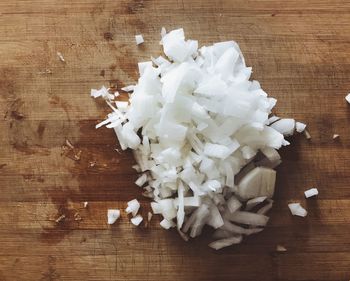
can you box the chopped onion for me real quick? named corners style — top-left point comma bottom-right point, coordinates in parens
top-left (209, 236), bottom-right (243, 250)
top-left (304, 130), bottom-right (311, 139)
top-left (345, 93), bottom-right (350, 104)
top-left (276, 245), bottom-right (287, 252)
top-left (107, 209), bottom-right (120, 224)
top-left (135, 174), bottom-right (147, 187)
top-left (304, 188), bottom-right (318, 198)
top-left (288, 203), bottom-right (307, 217)
top-left (125, 199), bottom-right (140, 216)
top-left (245, 196), bottom-right (267, 211)
top-left (57, 51), bottom-right (65, 62)
top-left (295, 122), bottom-right (306, 133)
top-left (238, 167), bottom-right (276, 200)
top-left (130, 214), bottom-right (143, 226)
top-left (135, 34), bottom-right (144, 45)
top-left (227, 196), bottom-right (242, 213)
top-left (270, 118), bottom-right (295, 136)
top-left (160, 218), bottom-right (176, 229)
top-left (224, 211), bottom-right (269, 226)
top-left (333, 134), bottom-right (339, 139)
top-left (91, 27), bottom-right (304, 249)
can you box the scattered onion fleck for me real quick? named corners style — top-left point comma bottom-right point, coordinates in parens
top-left (304, 188), bottom-right (318, 198)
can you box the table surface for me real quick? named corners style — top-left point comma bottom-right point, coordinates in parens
top-left (1, 0), bottom-right (350, 280)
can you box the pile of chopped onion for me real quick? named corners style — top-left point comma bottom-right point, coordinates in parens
top-left (92, 28), bottom-right (305, 249)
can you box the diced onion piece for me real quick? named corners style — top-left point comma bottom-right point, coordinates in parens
top-left (258, 147), bottom-right (281, 168)
top-left (267, 115), bottom-right (280, 125)
top-left (288, 203), bottom-right (307, 217)
top-left (333, 134), bottom-right (339, 139)
top-left (160, 218), bottom-right (176, 229)
top-left (176, 182), bottom-right (185, 229)
top-left (304, 130), bottom-right (311, 139)
top-left (125, 199), bottom-right (140, 216)
top-left (135, 34), bottom-right (144, 45)
top-left (147, 212), bottom-right (153, 222)
top-left (135, 174), bottom-right (148, 187)
top-left (206, 204), bottom-right (224, 229)
top-left (238, 167), bottom-right (276, 200)
top-left (225, 211), bottom-right (269, 226)
top-left (245, 196), bottom-right (267, 211)
top-left (131, 214), bottom-right (143, 226)
top-left (276, 245), bottom-right (287, 252)
top-left (304, 188), bottom-right (318, 198)
top-left (295, 122), bottom-right (306, 133)
top-left (208, 236), bottom-right (243, 250)
top-left (270, 118), bottom-right (295, 136)
top-left (57, 51), bottom-right (65, 62)
top-left (227, 196), bottom-right (242, 214)
top-left (345, 93), bottom-right (350, 104)
top-left (107, 209), bottom-right (120, 224)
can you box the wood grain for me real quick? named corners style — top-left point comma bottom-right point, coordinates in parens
top-left (1, 0), bottom-right (350, 280)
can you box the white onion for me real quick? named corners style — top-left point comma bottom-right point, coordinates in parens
top-left (270, 118), bottom-right (295, 136)
top-left (288, 203), bottom-right (307, 217)
top-left (227, 196), bottom-right (242, 213)
top-left (276, 245), bottom-right (287, 252)
top-left (224, 211), bottom-right (269, 226)
top-left (130, 215), bottom-right (143, 226)
top-left (135, 174), bottom-right (147, 187)
top-left (160, 218), bottom-right (176, 229)
top-left (304, 188), bottom-right (318, 198)
top-left (92, 28), bottom-right (305, 249)
top-left (135, 34), bottom-right (144, 45)
top-left (125, 199), bottom-right (140, 216)
top-left (208, 236), bottom-right (243, 250)
top-left (238, 167), bottom-right (276, 200)
top-left (345, 93), bottom-right (350, 104)
top-left (107, 209), bottom-right (120, 224)
top-left (295, 122), bottom-right (306, 133)
top-left (245, 196), bottom-right (267, 211)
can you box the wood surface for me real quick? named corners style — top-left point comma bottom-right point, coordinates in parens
top-left (1, 0), bottom-right (350, 280)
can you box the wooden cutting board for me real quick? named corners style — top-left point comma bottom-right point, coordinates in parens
top-left (1, 0), bottom-right (350, 280)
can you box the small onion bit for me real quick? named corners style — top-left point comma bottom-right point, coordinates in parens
top-left (125, 199), bottom-right (140, 217)
top-left (345, 93), bottom-right (350, 104)
top-left (304, 188), bottom-right (318, 198)
top-left (135, 34), bottom-right (144, 45)
top-left (107, 209), bottom-right (120, 225)
top-left (131, 215), bottom-right (143, 226)
top-left (288, 203), bottom-right (307, 217)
